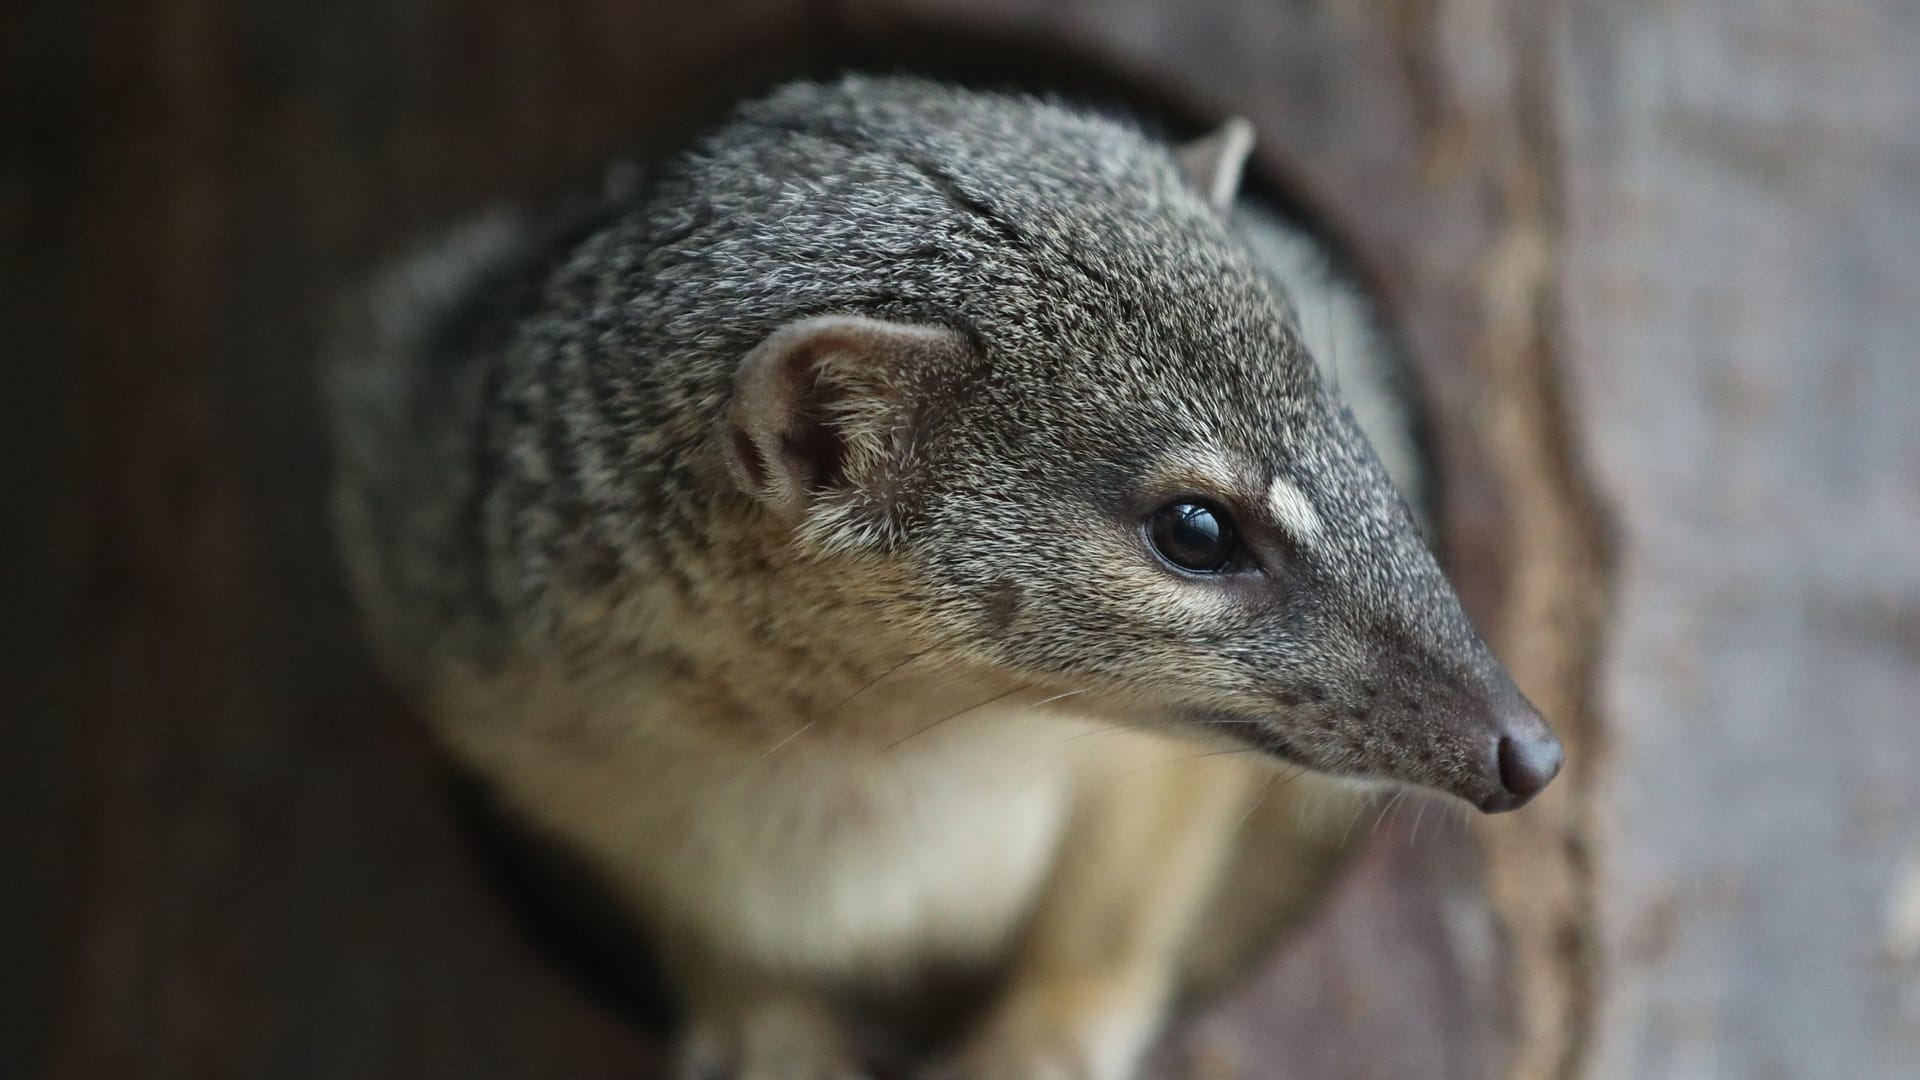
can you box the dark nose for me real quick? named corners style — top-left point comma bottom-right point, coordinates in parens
top-left (1490, 705), bottom-right (1563, 811)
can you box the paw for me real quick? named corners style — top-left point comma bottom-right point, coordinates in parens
top-left (925, 975), bottom-right (1164, 1080)
top-left (676, 995), bottom-right (869, 1080)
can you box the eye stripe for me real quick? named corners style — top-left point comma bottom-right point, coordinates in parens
top-left (1265, 476), bottom-right (1324, 544)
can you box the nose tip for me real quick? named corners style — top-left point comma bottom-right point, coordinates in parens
top-left (1494, 710), bottom-right (1563, 809)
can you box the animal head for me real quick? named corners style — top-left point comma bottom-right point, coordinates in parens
top-left (663, 77), bottom-right (1561, 810)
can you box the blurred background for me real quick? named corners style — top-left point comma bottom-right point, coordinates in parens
top-left (4, 1), bottom-right (1915, 1077)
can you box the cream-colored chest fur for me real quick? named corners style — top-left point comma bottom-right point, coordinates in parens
top-left (451, 698), bottom-right (1097, 984)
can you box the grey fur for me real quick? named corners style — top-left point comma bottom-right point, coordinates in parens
top-left (1234, 203), bottom-right (1429, 523)
top-left (328, 73), bottom-right (1539, 824)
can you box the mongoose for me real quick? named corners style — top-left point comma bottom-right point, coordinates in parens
top-left (327, 75), bottom-right (1563, 1080)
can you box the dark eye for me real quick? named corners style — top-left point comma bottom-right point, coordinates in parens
top-left (1146, 501), bottom-right (1241, 574)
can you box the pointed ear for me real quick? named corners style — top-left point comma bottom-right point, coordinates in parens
top-left (727, 315), bottom-right (969, 545)
top-left (1177, 117), bottom-right (1255, 212)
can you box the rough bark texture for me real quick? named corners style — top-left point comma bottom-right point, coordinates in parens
top-left (9, 0), bottom-right (1912, 1077)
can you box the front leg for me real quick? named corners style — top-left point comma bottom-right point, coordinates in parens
top-left (934, 736), bottom-right (1259, 1080)
top-left (673, 964), bottom-right (870, 1080)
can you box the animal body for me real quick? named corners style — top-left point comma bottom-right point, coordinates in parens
top-left (327, 75), bottom-right (1562, 1079)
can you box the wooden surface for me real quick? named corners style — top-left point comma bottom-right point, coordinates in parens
top-left (1558, 2), bottom-right (1920, 1076)
top-left (8, 0), bottom-right (1912, 1077)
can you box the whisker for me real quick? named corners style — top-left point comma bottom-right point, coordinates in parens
top-left (1369, 788), bottom-right (1409, 837)
top-left (1034, 721), bottom-right (1132, 757)
top-left (888, 685), bottom-right (1027, 750)
top-left (1030, 713), bottom-right (1267, 764)
top-left (1040, 713), bottom-right (1250, 745)
top-left (759, 721), bottom-right (813, 758)
top-left (1268, 762), bottom-right (1311, 792)
top-left (1089, 746), bottom-right (1262, 788)
top-left (1029, 687), bottom-right (1091, 709)
top-left (1338, 793), bottom-right (1370, 849)
top-left (1230, 766), bottom-right (1291, 838)
top-left (760, 647), bottom-right (933, 756)
top-left (833, 647), bottom-right (935, 711)
top-left (1408, 797), bottom-right (1429, 846)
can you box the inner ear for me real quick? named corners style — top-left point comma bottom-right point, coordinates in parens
top-left (1177, 117), bottom-right (1255, 212)
top-left (727, 314), bottom-right (967, 526)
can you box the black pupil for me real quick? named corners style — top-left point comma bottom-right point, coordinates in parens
top-left (1150, 502), bottom-right (1235, 572)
